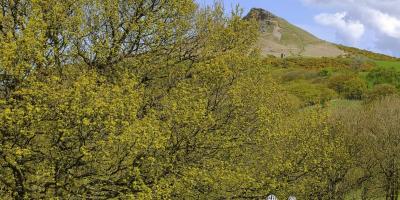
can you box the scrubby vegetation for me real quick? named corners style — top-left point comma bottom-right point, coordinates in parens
top-left (338, 45), bottom-right (400, 61)
top-left (1, 1), bottom-right (400, 200)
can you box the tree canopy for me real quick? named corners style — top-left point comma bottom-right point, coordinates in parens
top-left (2, 1), bottom-right (400, 200)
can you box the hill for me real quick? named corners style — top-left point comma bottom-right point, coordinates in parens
top-left (245, 8), bottom-right (400, 60)
top-left (244, 8), bottom-right (345, 58)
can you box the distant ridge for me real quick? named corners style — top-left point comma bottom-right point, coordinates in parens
top-left (337, 45), bottom-right (400, 61)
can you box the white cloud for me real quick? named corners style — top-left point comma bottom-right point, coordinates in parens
top-left (361, 8), bottom-right (400, 38)
top-left (302, 0), bottom-right (400, 56)
top-left (315, 12), bottom-right (365, 44)
top-left (303, 0), bottom-right (400, 12)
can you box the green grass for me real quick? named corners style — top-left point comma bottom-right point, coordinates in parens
top-left (359, 60), bottom-right (400, 88)
top-left (375, 60), bottom-right (400, 71)
top-left (359, 71), bottom-right (375, 88)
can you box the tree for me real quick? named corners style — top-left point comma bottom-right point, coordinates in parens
top-left (1, 1), bottom-right (278, 199)
top-left (336, 96), bottom-right (400, 200)
top-left (328, 74), bottom-right (367, 100)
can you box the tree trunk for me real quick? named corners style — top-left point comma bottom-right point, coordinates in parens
top-left (361, 184), bottom-right (368, 200)
top-left (385, 158), bottom-right (399, 200)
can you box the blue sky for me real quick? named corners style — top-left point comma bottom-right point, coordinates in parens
top-left (196, 0), bottom-right (400, 57)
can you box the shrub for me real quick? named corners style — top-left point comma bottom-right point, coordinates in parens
top-left (281, 70), bottom-right (321, 82)
top-left (328, 74), bottom-right (353, 94)
top-left (281, 70), bottom-right (307, 82)
top-left (286, 80), bottom-right (338, 106)
top-left (366, 67), bottom-right (400, 88)
top-left (328, 74), bottom-right (368, 100)
top-left (366, 84), bottom-right (399, 102)
top-left (350, 56), bottom-right (375, 71)
top-left (319, 69), bottom-right (332, 77)
top-left (343, 77), bottom-right (368, 100)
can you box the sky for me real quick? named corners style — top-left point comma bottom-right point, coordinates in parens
top-left (196, 0), bottom-right (400, 57)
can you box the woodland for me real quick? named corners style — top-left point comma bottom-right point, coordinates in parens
top-left (1, 0), bottom-right (400, 199)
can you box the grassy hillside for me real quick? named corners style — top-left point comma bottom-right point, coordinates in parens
top-left (375, 60), bottom-right (400, 70)
top-left (267, 55), bottom-right (399, 106)
top-left (245, 8), bottom-right (344, 57)
top-left (276, 17), bottom-right (321, 46)
top-left (338, 45), bottom-right (400, 61)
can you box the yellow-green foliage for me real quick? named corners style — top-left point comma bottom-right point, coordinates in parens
top-left (328, 74), bottom-right (368, 100)
top-left (0, 1), bottom-right (289, 199)
top-left (267, 57), bottom-right (374, 70)
top-left (1, 68), bottom-right (163, 199)
top-left (0, 1), bottom-right (375, 199)
top-left (286, 80), bottom-right (337, 106)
